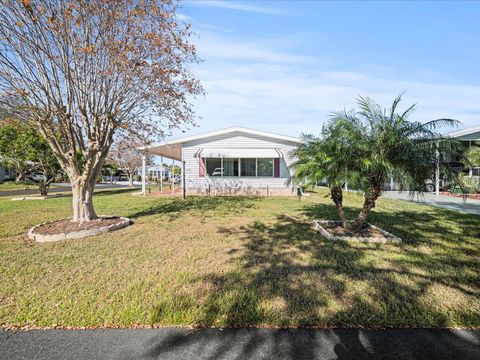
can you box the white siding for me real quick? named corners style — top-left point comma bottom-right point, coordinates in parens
top-left (182, 131), bottom-right (299, 192)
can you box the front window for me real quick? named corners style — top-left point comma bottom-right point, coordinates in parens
top-left (204, 157), bottom-right (277, 177)
top-left (241, 158), bottom-right (256, 176)
top-left (224, 158), bottom-right (239, 176)
top-left (257, 159), bottom-right (273, 177)
top-left (206, 158), bottom-right (222, 176)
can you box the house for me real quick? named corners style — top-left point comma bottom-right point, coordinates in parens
top-left (135, 165), bottom-right (171, 180)
top-left (446, 126), bottom-right (480, 177)
top-left (427, 126), bottom-right (480, 194)
top-left (141, 127), bottom-right (302, 195)
top-left (0, 165), bottom-right (15, 183)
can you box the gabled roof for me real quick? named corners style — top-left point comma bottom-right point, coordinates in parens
top-left (140, 126), bottom-right (302, 159)
top-left (446, 126), bottom-right (480, 141)
top-left (146, 126), bottom-right (301, 147)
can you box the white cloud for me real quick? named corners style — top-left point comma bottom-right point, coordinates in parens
top-left (185, 0), bottom-right (286, 16)
top-left (176, 12), bottom-right (193, 21)
top-left (175, 31), bottom-right (480, 139)
top-left (195, 32), bottom-right (322, 64)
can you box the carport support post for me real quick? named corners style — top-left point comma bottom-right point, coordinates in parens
top-left (469, 141), bottom-right (473, 177)
top-left (171, 159), bottom-right (175, 195)
top-left (182, 160), bottom-right (186, 199)
top-left (435, 143), bottom-right (440, 196)
top-left (142, 154), bottom-right (146, 196)
top-left (160, 156), bottom-right (163, 192)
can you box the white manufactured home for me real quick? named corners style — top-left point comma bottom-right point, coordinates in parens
top-left (142, 127), bottom-right (302, 195)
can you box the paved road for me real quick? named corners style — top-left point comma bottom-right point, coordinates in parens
top-left (1, 328), bottom-right (479, 360)
top-left (382, 191), bottom-right (480, 215)
top-left (0, 183), bottom-right (133, 197)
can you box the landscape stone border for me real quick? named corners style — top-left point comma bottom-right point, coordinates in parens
top-left (27, 216), bottom-right (131, 243)
top-left (11, 194), bottom-right (63, 201)
top-left (313, 220), bottom-right (402, 243)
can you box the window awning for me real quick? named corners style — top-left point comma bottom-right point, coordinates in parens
top-left (195, 148), bottom-right (284, 158)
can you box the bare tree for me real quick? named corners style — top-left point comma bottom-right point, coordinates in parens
top-left (0, 0), bottom-right (202, 221)
top-left (107, 136), bottom-right (147, 188)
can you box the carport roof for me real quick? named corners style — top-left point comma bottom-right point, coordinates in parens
top-left (446, 126), bottom-right (480, 141)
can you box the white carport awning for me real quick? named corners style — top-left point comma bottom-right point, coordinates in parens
top-left (196, 148), bottom-right (284, 158)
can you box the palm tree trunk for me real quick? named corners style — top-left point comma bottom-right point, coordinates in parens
top-left (356, 174), bottom-right (384, 229)
top-left (331, 185), bottom-right (348, 228)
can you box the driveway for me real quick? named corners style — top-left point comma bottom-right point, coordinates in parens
top-left (382, 191), bottom-right (480, 215)
top-left (1, 328), bottom-right (479, 360)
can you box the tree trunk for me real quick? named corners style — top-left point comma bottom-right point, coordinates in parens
top-left (71, 181), bottom-right (97, 222)
top-left (38, 182), bottom-right (48, 196)
top-left (356, 174), bottom-right (384, 229)
top-left (330, 185), bottom-right (348, 228)
top-left (128, 173), bottom-right (134, 188)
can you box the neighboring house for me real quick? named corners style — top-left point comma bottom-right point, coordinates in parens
top-left (423, 126), bottom-right (480, 194)
top-left (135, 165), bottom-right (171, 179)
top-left (446, 126), bottom-right (480, 177)
top-left (0, 165), bottom-right (15, 183)
top-left (141, 127), bottom-right (302, 195)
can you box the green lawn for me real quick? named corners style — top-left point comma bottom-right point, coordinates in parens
top-left (0, 181), bottom-right (34, 191)
top-left (0, 188), bottom-right (478, 329)
top-left (0, 181), bottom-right (62, 192)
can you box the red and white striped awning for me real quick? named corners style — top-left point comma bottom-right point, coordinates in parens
top-left (194, 148), bottom-right (284, 158)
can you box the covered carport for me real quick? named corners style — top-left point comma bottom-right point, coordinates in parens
top-left (138, 141), bottom-right (183, 197)
top-left (438, 126), bottom-right (480, 194)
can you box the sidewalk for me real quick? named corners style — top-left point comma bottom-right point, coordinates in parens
top-left (382, 191), bottom-right (480, 215)
top-left (1, 328), bottom-right (479, 360)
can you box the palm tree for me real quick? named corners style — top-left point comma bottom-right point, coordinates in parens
top-left (290, 117), bottom-right (364, 228)
top-left (465, 146), bottom-right (480, 167)
top-left (337, 95), bottom-right (460, 229)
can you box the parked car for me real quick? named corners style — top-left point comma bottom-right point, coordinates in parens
top-left (424, 179), bottom-right (446, 192)
top-left (210, 168), bottom-right (224, 177)
top-left (24, 172), bottom-right (47, 183)
top-left (424, 162), bottom-right (466, 192)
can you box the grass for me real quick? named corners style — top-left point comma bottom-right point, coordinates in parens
top-left (0, 188), bottom-right (478, 329)
top-left (0, 181), bottom-right (62, 192)
top-left (0, 181), bottom-right (35, 191)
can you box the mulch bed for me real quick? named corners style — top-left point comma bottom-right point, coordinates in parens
top-left (34, 218), bottom-right (121, 235)
top-left (321, 222), bottom-right (385, 238)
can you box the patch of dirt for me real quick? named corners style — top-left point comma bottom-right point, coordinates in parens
top-left (322, 223), bottom-right (385, 238)
top-left (34, 218), bottom-right (122, 235)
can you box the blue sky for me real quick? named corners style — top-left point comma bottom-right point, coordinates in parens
top-left (172, 0), bottom-right (480, 138)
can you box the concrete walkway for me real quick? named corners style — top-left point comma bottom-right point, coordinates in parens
top-left (1, 328), bottom-right (479, 360)
top-left (382, 191), bottom-right (480, 215)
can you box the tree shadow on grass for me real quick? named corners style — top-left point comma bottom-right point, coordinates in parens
top-left (94, 188), bottom-right (138, 196)
top-left (145, 204), bottom-right (479, 358)
top-left (150, 200), bottom-right (478, 330)
top-left (302, 202), bottom-right (480, 296)
top-left (127, 196), bottom-right (258, 221)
